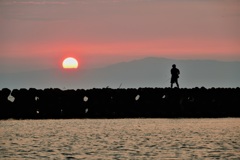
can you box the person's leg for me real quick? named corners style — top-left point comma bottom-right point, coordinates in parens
top-left (176, 79), bottom-right (179, 88)
top-left (170, 78), bottom-right (174, 88)
top-left (176, 82), bottom-right (179, 88)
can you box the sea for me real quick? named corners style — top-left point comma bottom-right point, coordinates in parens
top-left (0, 118), bottom-right (240, 159)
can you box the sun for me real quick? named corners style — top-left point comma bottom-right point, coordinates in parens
top-left (62, 57), bottom-right (78, 69)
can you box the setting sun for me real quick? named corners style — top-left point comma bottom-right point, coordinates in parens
top-left (62, 57), bottom-right (78, 69)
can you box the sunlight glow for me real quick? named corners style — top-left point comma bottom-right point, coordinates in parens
top-left (62, 57), bottom-right (78, 69)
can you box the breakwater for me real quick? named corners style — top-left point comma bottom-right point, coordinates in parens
top-left (0, 88), bottom-right (240, 119)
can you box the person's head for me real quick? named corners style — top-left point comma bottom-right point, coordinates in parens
top-left (172, 64), bottom-right (176, 68)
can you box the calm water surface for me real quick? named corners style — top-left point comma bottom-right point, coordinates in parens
top-left (0, 118), bottom-right (240, 159)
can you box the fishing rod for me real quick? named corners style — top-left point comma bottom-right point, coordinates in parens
top-left (118, 83), bottom-right (122, 89)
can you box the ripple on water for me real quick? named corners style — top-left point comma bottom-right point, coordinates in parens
top-left (0, 118), bottom-right (240, 159)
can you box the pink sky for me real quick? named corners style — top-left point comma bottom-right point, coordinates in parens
top-left (0, 0), bottom-right (240, 72)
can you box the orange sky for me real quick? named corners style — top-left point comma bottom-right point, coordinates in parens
top-left (0, 0), bottom-right (240, 72)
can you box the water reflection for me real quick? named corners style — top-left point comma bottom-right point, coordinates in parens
top-left (0, 118), bottom-right (240, 159)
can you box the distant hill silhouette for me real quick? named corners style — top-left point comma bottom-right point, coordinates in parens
top-left (1, 57), bottom-right (240, 89)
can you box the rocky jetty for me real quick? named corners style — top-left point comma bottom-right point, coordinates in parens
top-left (0, 87), bottom-right (239, 119)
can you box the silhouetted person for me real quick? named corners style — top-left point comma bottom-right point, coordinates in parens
top-left (170, 64), bottom-right (180, 88)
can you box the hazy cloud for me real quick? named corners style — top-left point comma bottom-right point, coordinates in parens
top-left (0, 0), bottom-right (240, 73)
top-left (1, 0), bottom-right (67, 5)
